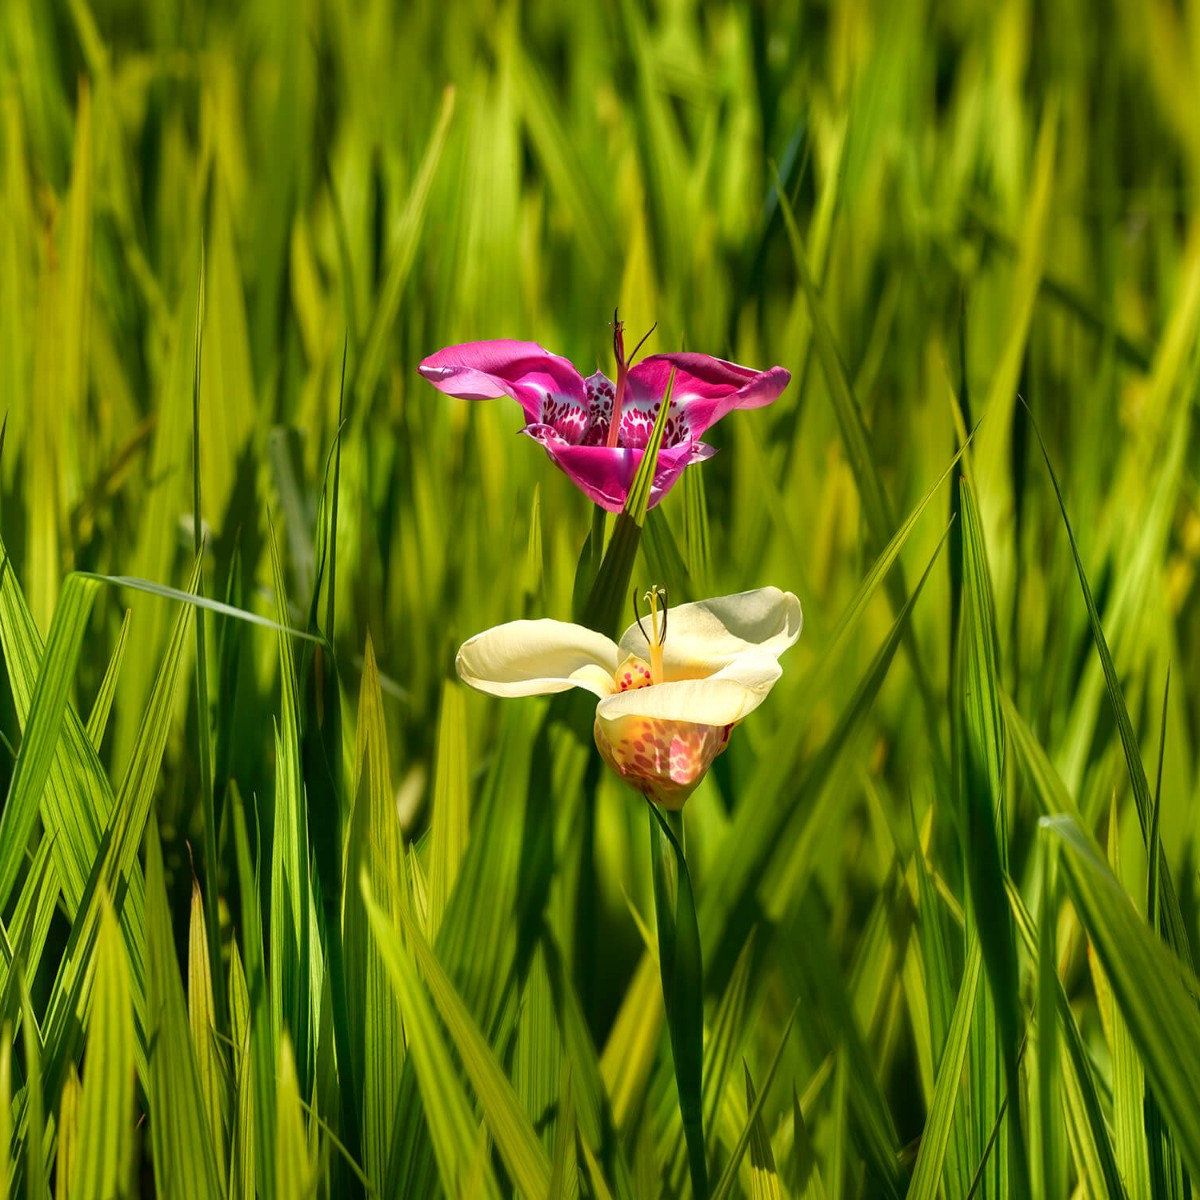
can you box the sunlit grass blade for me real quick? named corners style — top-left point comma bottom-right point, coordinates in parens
top-left (743, 1065), bottom-right (782, 1200)
top-left (0, 1026), bottom-right (10, 1200)
top-left (953, 477), bottom-right (1028, 1195)
top-left (908, 945), bottom-right (981, 1199)
top-left (710, 1004), bottom-right (798, 1200)
top-left (71, 893), bottom-right (134, 1200)
top-left (365, 879), bottom-right (547, 1196)
top-left (187, 883), bottom-right (228, 1192)
top-left (1042, 814), bottom-right (1200, 1180)
top-left (231, 788), bottom-right (275, 1199)
top-left (428, 681), bottom-right (469, 937)
top-left (18, 968), bottom-right (47, 1200)
top-left (144, 821), bottom-right (223, 1198)
top-left (1029, 410), bottom-right (1193, 968)
top-left (84, 608), bottom-right (128, 750)
top-left (357, 87), bottom-right (457, 401)
top-left (364, 875), bottom-right (500, 1197)
top-left (0, 573), bottom-right (101, 911)
top-left (275, 1038), bottom-right (316, 1200)
top-left (344, 638), bottom-right (406, 1188)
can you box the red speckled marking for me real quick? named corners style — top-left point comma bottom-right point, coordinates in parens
top-left (594, 714), bottom-right (733, 810)
top-left (577, 378), bottom-right (690, 450)
top-left (540, 394), bottom-right (588, 442)
top-left (614, 655), bottom-right (653, 692)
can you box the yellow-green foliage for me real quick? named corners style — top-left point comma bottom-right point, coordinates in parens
top-left (0, 0), bottom-right (1199, 1196)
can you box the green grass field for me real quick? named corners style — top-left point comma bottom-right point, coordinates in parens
top-left (2, 0), bottom-right (1200, 1195)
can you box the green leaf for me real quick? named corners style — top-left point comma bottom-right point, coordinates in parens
top-left (274, 1037), bottom-right (316, 1200)
top-left (367, 879), bottom-right (551, 1197)
top-left (428, 680), bottom-right (469, 937)
top-left (1043, 814), bottom-right (1200, 1181)
top-left (84, 608), bottom-right (129, 751)
top-left (71, 893), bottom-right (135, 1200)
top-left (710, 1005), bottom-right (798, 1200)
top-left (18, 968), bottom-right (47, 1200)
top-left (1029, 412), bottom-right (1193, 968)
top-left (907, 946), bottom-right (982, 1200)
top-left (743, 1065), bottom-right (782, 1200)
top-left (144, 820), bottom-right (223, 1199)
top-left (0, 1025), bottom-right (10, 1200)
top-left (953, 476), bottom-right (1028, 1197)
top-left (344, 637), bottom-right (407, 1188)
top-left (231, 790), bottom-right (275, 1199)
top-left (0, 573), bottom-right (101, 912)
top-left (362, 878), bottom-right (503, 1198)
top-left (188, 883), bottom-right (229, 1192)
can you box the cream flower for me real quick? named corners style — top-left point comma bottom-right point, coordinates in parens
top-left (456, 587), bottom-right (802, 808)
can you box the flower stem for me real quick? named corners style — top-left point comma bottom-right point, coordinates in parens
top-left (648, 803), bottom-right (708, 1199)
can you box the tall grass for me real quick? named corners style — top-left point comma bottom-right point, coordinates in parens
top-left (1, 0), bottom-right (1199, 1195)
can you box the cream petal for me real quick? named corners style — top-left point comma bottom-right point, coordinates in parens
top-left (456, 619), bottom-right (619, 699)
top-left (595, 651), bottom-right (784, 727)
top-left (619, 587), bottom-right (802, 678)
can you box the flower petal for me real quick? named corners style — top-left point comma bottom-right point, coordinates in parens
top-left (524, 434), bottom-right (716, 513)
top-left (456, 619), bottom-right (619, 698)
top-left (419, 340), bottom-right (588, 431)
top-left (619, 586), bottom-right (802, 677)
top-left (625, 353), bottom-right (790, 439)
top-left (595, 651), bottom-right (784, 727)
top-left (594, 713), bottom-right (730, 810)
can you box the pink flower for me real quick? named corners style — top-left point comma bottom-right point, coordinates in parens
top-left (418, 327), bottom-right (790, 512)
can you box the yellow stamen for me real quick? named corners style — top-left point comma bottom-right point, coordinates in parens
top-left (644, 585), bottom-right (668, 684)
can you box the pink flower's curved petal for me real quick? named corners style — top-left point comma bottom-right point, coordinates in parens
top-left (524, 430), bottom-right (714, 512)
top-left (418, 340), bottom-right (588, 431)
top-left (625, 353), bottom-right (790, 439)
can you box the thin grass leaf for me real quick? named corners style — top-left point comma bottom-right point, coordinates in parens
top-left (84, 608), bottom-right (129, 751)
top-left (0, 573), bottom-right (101, 911)
top-left (275, 1037), bottom-right (316, 1200)
top-left (428, 681), bottom-right (469, 937)
top-left (362, 879), bottom-right (502, 1198)
top-left (372, 881), bottom-right (551, 1197)
top-left (0, 1026), bottom-right (10, 1200)
top-left (1043, 814), bottom-right (1200, 1180)
top-left (1029, 411), bottom-right (1193, 968)
top-left (743, 1065), bottom-right (782, 1200)
top-left (144, 820), bottom-right (223, 1199)
top-left (18, 969), bottom-right (47, 1200)
top-left (188, 882), bottom-right (228, 1191)
top-left (710, 1005), bottom-right (799, 1200)
top-left (907, 946), bottom-right (982, 1199)
top-left (71, 893), bottom-right (134, 1200)
top-left (344, 637), bottom-right (406, 1188)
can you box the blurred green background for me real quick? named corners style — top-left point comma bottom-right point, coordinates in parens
top-left (2, 0), bottom-right (1200, 1195)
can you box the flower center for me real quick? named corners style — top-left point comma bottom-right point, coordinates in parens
top-left (633, 584), bottom-right (669, 684)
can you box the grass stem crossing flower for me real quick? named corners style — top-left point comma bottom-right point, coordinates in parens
top-left (456, 587), bottom-right (802, 808)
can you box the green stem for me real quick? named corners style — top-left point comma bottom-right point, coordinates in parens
top-left (648, 803), bottom-right (708, 1199)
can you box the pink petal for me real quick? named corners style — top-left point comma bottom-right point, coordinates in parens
top-left (418, 340), bottom-right (587, 430)
top-left (524, 428), bottom-right (715, 512)
top-left (625, 353), bottom-right (790, 439)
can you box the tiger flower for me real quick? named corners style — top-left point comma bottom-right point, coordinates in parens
top-left (456, 586), bottom-right (802, 809)
top-left (418, 318), bottom-right (790, 512)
